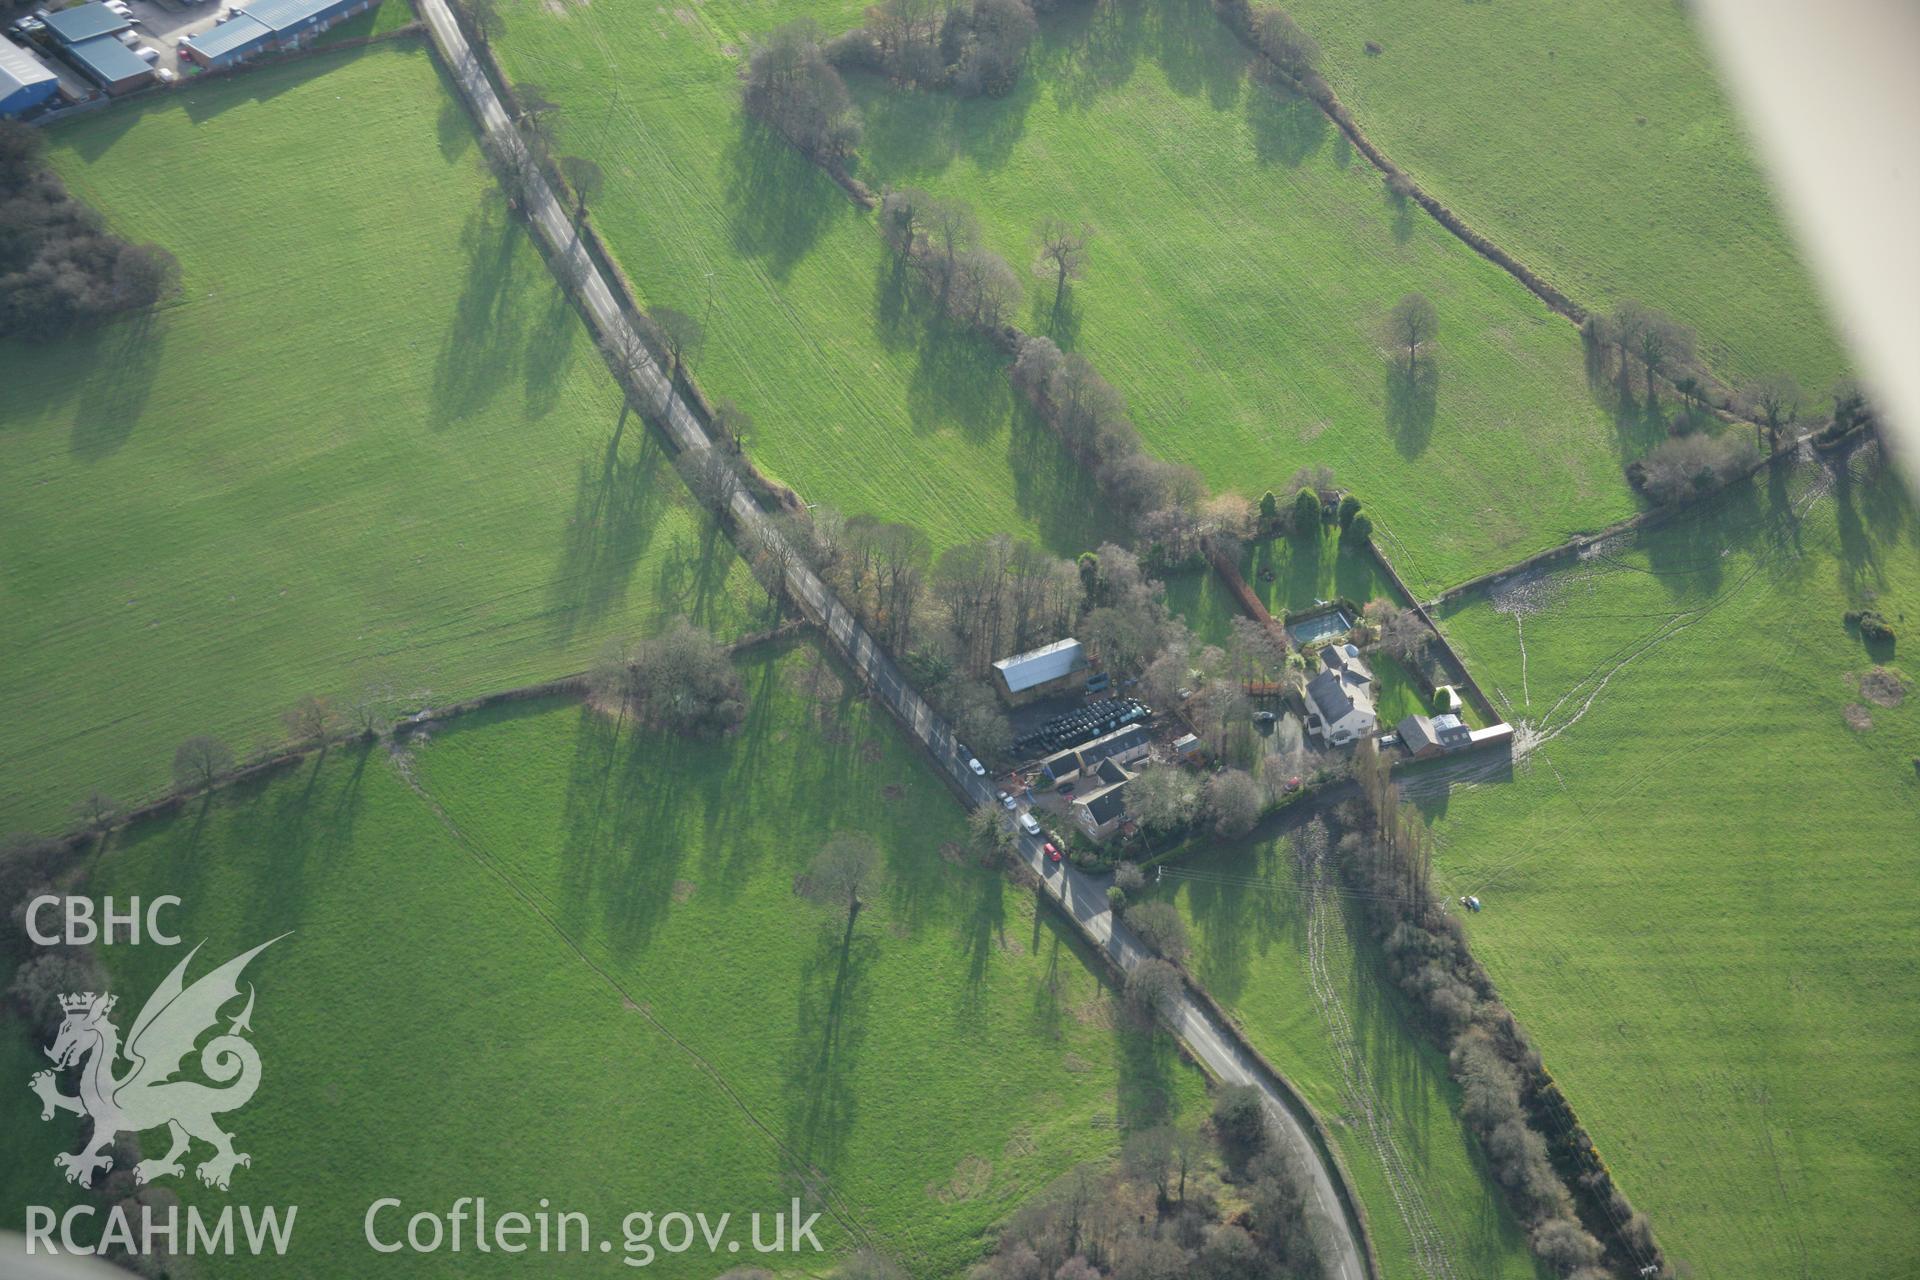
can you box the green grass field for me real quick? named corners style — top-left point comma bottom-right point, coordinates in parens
top-left (488, 0), bottom-right (1115, 561)
top-left (0, 44), bottom-right (768, 833)
top-left (1281, 0), bottom-right (1847, 395)
top-left (496, 0), bottom-right (1641, 598)
top-left (312, 0), bottom-right (417, 46)
top-left (11, 637), bottom-right (1204, 1275)
top-left (847, 0), bottom-right (1641, 595)
top-left (1427, 450), bottom-right (1919, 1276)
top-left (1153, 828), bottom-right (1544, 1280)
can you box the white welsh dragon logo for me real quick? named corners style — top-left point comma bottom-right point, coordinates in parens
top-left (29, 936), bottom-right (286, 1191)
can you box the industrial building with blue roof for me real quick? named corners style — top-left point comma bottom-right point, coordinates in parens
top-left (182, 0), bottom-right (372, 70)
top-left (0, 35), bottom-right (60, 116)
top-left (63, 33), bottom-right (152, 94)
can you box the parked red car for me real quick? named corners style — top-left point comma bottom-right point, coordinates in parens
top-left (1044, 843), bottom-right (1061, 863)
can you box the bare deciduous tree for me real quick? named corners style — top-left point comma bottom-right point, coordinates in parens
top-left (743, 21), bottom-right (863, 162)
top-left (171, 736), bottom-right (234, 795)
top-left (803, 832), bottom-right (881, 940)
top-left (1124, 957), bottom-right (1183, 1023)
top-left (1034, 217), bottom-right (1092, 315)
top-left (71, 790), bottom-right (118, 833)
top-left (1204, 768), bottom-right (1262, 838)
top-left (1744, 371), bottom-right (1802, 450)
top-left (648, 305), bottom-right (704, 383)
top-left (558, 155), bottom-right (603, 224)
top-left (281, 694), bottom-right (333, 747)
top-left (1387, 291), bottom-right (1438, 373)
top-left (451, 0), bottom-right (502, 47)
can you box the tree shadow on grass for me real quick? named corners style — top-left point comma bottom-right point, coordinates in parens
top-left (546, 423), bottom-right (671, 644)
top-left (70, 312), bottom-right (165, 461)
top-left (955, 867), bottom-right (1007, 1019)
top-left (868, 248), bottom-right (1017, 442)
top-left (725, 118), bottom-right (845, 282)
top-left (848, 67), bottom-right (1038, 179)
top-left (437, 94), bottom-right (474, 162)
top-left (1385, 356), bottom-right (1438, 458)
top-left (1155, 0), bottom-right (1247, 109)
top-left (1038, 0), bottom-right (1145, 114)
top-left (784, 916), bottom-right (878, 1175)
top-left (430, 194), bottom-right (530, 427)
top-left (1007, 396), bottom-right (1124, 557)
top-left (1113, 1017), bottom-right (1177, 1129)
top-left (650, 514), bottom-right (749, 632)
top-left (522, 280), bottom-right (578, 420)
top-left (1383, 186), bottom-right (1415, 245)
top-left (1031, 286), bottom-right (1082, 351)
top-left (1247, 68), bottom-right (1327, 167)
top-left (907, 314), bottom-right (1013, 442)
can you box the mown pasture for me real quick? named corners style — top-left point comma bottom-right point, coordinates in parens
top-left (846, 0), bottom-right (1641, 596)
top-left (1281, 0), bottom-right (1847, 394)
top-left (485, 0), bottom-right (1114, 559)
top-left (8, 637), bottom-right (1204, 1275)
top-left (0, 45), bottom-right (767, 833)
top-left (1429, 450), bottom-right (1919, 1277)
top-left (1154, 827), bottom-right (1545, 1280)
top-left (494, 0), bottom-right (1642, 599)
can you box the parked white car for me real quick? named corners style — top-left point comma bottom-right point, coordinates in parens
top-left (1018, 813), bottom-right (1041, 837)
top-left (136, 45), bottom-right (159, 63)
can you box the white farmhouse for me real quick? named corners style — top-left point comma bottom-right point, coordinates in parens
top-left (1304, 643), bottom-right (1377, 746)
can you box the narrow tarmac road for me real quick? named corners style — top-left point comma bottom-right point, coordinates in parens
top-left (415, 6), bottom-right (1371, 1275)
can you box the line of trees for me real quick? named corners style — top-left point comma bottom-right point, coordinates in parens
top-left (1336, 748), bottom-right (1669, 1279)
top-left (1, 122), bottom-right (179, 341)
top-left (827, 0), bottom-right (1043, 98)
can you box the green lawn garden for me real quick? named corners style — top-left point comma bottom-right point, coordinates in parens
top-left (10, 637), bottom-right (1205, 1275)
top-left (0, 44), bottom-right (768, 833)
top-left (1429, 449), bottom-right (1919, 1276)
top-left (1282, 0), bottom-right (1847, 395)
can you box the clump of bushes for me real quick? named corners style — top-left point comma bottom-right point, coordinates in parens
top-left (1626, 431), bottom-right (1757, 504)
top-left (1, 122), bottom-right (179, 341)
top-left (587, 617), bottom-right (748, 738)
top-left (829, 0), bottom-right (1043, 97)
top-left (1844, 608), bottom-right (1896, 646)
top-left (967, 1080), bottom-right (1329, 1279)
top-left (742, 21), bottom-right (863, 163)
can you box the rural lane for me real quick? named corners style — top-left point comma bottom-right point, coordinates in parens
top-left (415, 6), bottom-right (1370, 1276)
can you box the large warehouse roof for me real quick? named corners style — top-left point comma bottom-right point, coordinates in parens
top-left (992, 638), bottom-right (1086, 694)
top-left (63, 32), bottom-right (148, 85)
top-left (243, 0), bottom-right (360, 34)
top-left (186, 13), bottom-right (272, 60)
top-left (43, 3), bottom-right (129, 45)
top-left (0, 35), bottom-right (58, 98)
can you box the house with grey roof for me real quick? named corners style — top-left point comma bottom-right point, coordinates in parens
top-left (1071, 759), bottom-right (1134, 841)
top-left (1304, 643), bottom-right (1376, 746)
